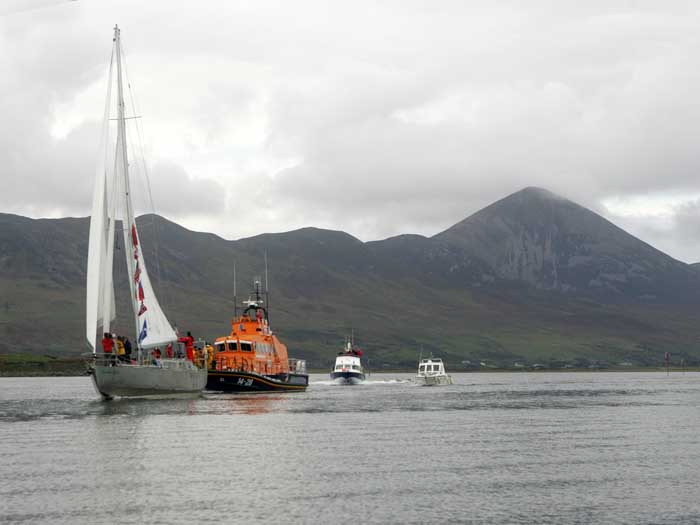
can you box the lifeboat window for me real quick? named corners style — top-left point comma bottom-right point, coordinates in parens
top-left (419, 365), bottom-right (426, 372)
top-left (215, 343), bottom-right (225, 353)
top-left (228, 342), bottom-right (238, 351)
top-left (240, 342), bottom-right (252, 352)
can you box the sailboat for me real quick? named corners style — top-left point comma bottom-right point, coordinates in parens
top-left (84, 25), bottom-right (207, 399)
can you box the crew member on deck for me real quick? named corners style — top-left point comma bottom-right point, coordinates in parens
top-left (124, 337), bottom-right (132, 362)
top-left (116, 336), bottom-right (126, 362)
top-left (205, 343), bottom-right (214, 369)
top-left (101, 332), bottom-right (114, 355)
top-left (179, 331), bottom-right (195, 362)
top-left (152, 347), bottom-right (162, 367)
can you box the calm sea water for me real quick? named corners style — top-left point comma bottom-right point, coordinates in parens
top-left (1, 372), bottom-right (700, 524)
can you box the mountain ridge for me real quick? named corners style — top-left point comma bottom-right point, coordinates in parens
top-left (2, 187), bottom-right (700, 368)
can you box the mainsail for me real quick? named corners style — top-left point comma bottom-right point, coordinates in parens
top-left (86, 25), bottom-right (177, 351)
top-left (85, 52), bottom-right (116, 352)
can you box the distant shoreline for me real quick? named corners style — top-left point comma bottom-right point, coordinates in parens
top-left (1, 356), bottom-right (697, 378)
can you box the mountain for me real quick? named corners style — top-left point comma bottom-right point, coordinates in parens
top-left (434, 187), bottom-right (699, 300)
top-left (2, 187), bottom-right (700, 369)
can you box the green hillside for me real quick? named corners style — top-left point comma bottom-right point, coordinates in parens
top-left (2, 187), bottom-right (700, 371)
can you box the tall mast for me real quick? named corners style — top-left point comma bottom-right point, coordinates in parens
top-left (114, 24), bottom-right (140, 341)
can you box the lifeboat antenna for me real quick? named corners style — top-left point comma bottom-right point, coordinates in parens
top-left (233, 261), bottom-right (237, 318)
top-left (264, 250), bottom-right (270, 323)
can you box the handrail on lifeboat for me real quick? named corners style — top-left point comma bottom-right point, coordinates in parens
top-left (288, 358), bottom-right (306, 374)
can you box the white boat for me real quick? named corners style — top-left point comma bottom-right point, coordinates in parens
top-left (330, 339), bottom-right (366, 384)
top-left (415, 357), bottom-right (453, 386)
top-left (85, 26), bottom-right (207, 400)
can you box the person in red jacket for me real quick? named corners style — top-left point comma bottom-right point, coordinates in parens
top-left (178, 331), bottom-right (195, 362)
top-left (101, 332), bottom-right (114, 353)
top-left (100, 333), bottom-right (116, 365)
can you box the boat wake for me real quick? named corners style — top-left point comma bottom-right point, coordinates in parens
top-left (312, 378), bottom-right (412, 386)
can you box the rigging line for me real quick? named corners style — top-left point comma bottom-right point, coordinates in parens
top-left (120, 39), bottom-right (174, 325)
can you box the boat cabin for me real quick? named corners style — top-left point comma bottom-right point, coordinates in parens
top-left (333, 354), bottom-right (362, 372)
top-left (333, 339), bottom-right (363, 372)
top-left (417, 358), bottom-right (447, 376)
top-left (212, 303), bottom-right (291, 376)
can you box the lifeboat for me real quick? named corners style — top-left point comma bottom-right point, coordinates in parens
top-left (330, 338), bottom-right (366, 384)
top-left (206, 280), bottom-right (308, 392)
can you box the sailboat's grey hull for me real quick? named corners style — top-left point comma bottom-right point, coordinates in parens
top-left (92, 365), bottom-right (207, 399)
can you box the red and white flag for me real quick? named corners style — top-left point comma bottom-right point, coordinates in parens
top-left (131, 224), bottom-right (139, 247)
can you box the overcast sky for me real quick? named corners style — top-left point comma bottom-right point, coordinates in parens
top-left (3, 1), bottom-right (700, 261)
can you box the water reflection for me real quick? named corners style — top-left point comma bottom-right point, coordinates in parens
top-left (204, 394), bottom-right (289, 415)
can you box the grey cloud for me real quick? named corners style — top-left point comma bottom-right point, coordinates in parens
top-left (4, 1), bottom-right (700, 262)
top-left (141, 162), bottom-right (226, 219)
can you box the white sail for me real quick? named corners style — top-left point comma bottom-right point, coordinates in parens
top-left (87, 26), bottom-right (177, 351)
top-left (85, 53), bottom-right (116, 351)
top-left (85, 166), bottom-right (108, 351)
top-left (122, 221), bottom-right (177, 348)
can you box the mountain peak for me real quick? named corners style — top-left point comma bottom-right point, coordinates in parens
top-left (433, 186), bottom-right (688, 297)
top-left (517, 186), bottom-right (561, 197)
top-left (511, 186), bottom-right (568, 202)
top-left (487, 186), bottom-right (572, 211)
